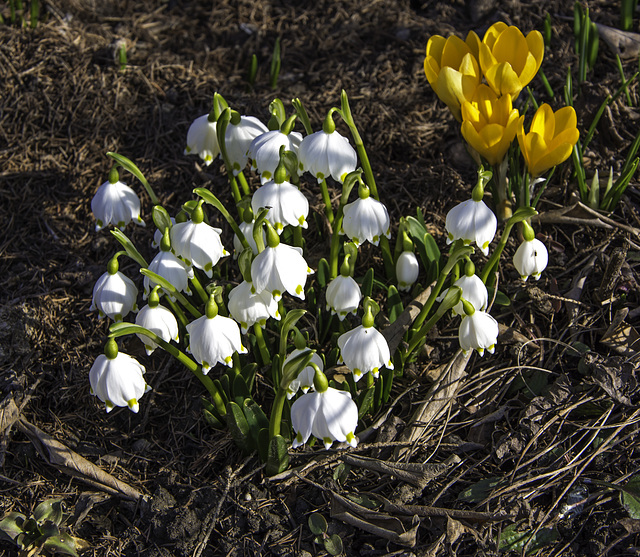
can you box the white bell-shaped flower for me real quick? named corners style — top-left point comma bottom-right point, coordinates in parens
top-left (185, 113), bottom-right (219, 165)
top-left (337, 305), bottom-right (393, 381)
top-left (298, 114), bottom-right (357, 183)
top-left (91, 257), bottom-right (138, 322)
top-left (91, 168), bottom-right (144, 231)
top-left (513, 224), bottom-right (548, 281)
top-left (233, 219), bottom-right (263, 257)
top-left (247, 129), bottom-right (303, 183)
top-left (251, 179), bottom-right (309, 233)
top-left (396, 251), bottom-right (420, 291)
top-left (227, 280), bottom-right (281, 334)
top-left (225, 113), bottom-right (269, 175)
top-left (458, 302), bottom-right (499, 356)
top-left (437, 262), bottom-right (488, 316)
top-left (325, 255), bottom-right (362, 320)
top-left (186, 299), bottom-right (248, 374)
top-left (445, 198), bottom-right (497, 256)
top-left (89, 340), bottom-right (150, 413)
top-left (250, 223), bottom-right (313, 301)
top-left (144, 249), bottom-right (193, 301)
top-left (341, 185), bottom-right (391, 247)
top-left (170, 204), bottom-right (228, 278)
top-left (135, 289), bottom-right (179, 355)
top-left (291, 368), bottom-right (358, 449)
top-left (284, 348), bottom-right (325, 399)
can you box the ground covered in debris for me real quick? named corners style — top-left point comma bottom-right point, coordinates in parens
top-left (1, 0), bottom-right (640, 555)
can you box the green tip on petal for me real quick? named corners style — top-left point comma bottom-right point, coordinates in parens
top-left (127, 398), bottom-right (139, 412)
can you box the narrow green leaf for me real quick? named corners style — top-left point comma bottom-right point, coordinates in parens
top-left (266, 434), bottom-right (289, 476)
top-left (361, 268), bottom-right (374, 298)
top-left (111, 229), bottom-right (148, 268)
top-left (106, 152), bottom-right (158, 205)
top-left (317, 258), bottom-right (330, 288)
top-left (357, 387), bottom-right (374, 419)
top-left (226, 401), bottom-right (253, 454)
top-left (387, 285), bottom-right (403, 324)
top-left (457, 477), bottom-right (505, 503)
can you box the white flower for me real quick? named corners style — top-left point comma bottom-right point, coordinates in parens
top-left (250, 242), bottom-right (313, 301)
top-left (251, 180), bottom-right (309, 233)
top-left (396, 251), bottom-right (420, 291)
top-left (247, 130), bottom-right (303, 183)
top-left (91, 179), bottom-right (144, 231)
top-left (89, 351), bottom-right (149, 413)
top-left (170, 220), bottom-right (228, 278)
top-left (135, 303), bottom-right (179, 355)
top-left (225, 115), bottom-right (269, 175)
top-left (291, 388), bottom-right (358, 449)
top-left (438, 274), bottom-right (488, 316)
top-left (91, 270), bottom-right (138, 321)
top-left (341, 196), bottom-right (391, 247)
top-left (185, 114), bottom-right (219, 165)
top-left (459, 311), bottom-right (499, 356)
top-left (325, 275), bottom-right (362, 320)
top-left (186, 313), bottom-right (248, 374)
top-left (513, 238), bottom-right (548, 281)
top-left (233, 219), bottom-right (263, 256)
top-left (284, 348), bottom-right (324, 399)
top-left (298, 129), bottom-right (357, 183)
top-left (144, 250), bottom-right (193, 300)
top-left (338, 324), bottom-right (393, 381)
top-left (445, 198), bottom-right (497, 256)
top-left (227, 280), bottom-right (281, 334)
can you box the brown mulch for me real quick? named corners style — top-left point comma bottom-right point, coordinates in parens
top-left (1, 0), bottom-right (640, 555)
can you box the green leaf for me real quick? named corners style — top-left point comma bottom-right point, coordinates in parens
top-left (240, 363), bottom-right (258, 392)
top-left (333, 463), bottom-right (350, 485)
top-left (266, 434), bottom-right (289, 476)
top-left (457, 477), bottom-right (505, 503)
top-left (361, 268), bottom-right (374, 298)
top-left (139, 268), bottom-right (177, 294)
top-left (487, 287), bottom-right (511, 307)
top-left (39, 520), bottom-right (61, 537)
top-left (499, 522), bottom-right (559, 555)
top-left (308, 513), bottom-right (327, 535)
top-left (152, 205), bottom-right (172, 234)
top-left (0, 512), bottom-right (27, 543)
top-left (278, 309), bottom-right (307, 358)
top-left (33, 499), bottom-right (63, 526)
top-left (202, 408), bottom-right (224, 430)
top-left (380, 367), bottom-right (394, 406)
top-left (345, 493), bottom-right (381, 509)
top-left (42, 532), bottom-right (80, 557)
top-left (357, 387), bottom-right (374, 419)
top-left (232, 374), bottom-right (251, 405)
top-left (317, 258), bottom-right (330, 288)
top-left (324, 534), bottom-right (343, 556)
top-left (242, 399), bottom-right (269, 446)
top-left (110, 229), bottom-right (148, 268)
top-left (226, 401), bottom-right (253, 454)
top-left (387, 285), bottom-right (403, 324)
top-left (106, 151), bottom-right (158, 205)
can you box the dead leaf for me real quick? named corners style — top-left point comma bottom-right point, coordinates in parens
top-left (581, 353), bottom-right (638, 406)
top-left (17, 418), bottom-right (144, 501)
top-left (595, 23), bottom-right (640, 59)
top-left (0, 395), bottom-right (20, 434)
top-left (601, 308), bottom-right (640, 357)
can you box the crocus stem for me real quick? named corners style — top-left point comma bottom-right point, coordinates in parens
top-left (190, 274), bottom-right (209, 304)
top-left (319, 178), bottom-right (335, 224)
top-left (253, 323), bottom-right (271, 366)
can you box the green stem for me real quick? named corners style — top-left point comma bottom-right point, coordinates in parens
top-left (480, 220), bottom-right (517, 286)
top-left (190, 274), bottom-right (210, 304)
top-left (319, 178), bottom-right (335, 224)
top-left (293, 224), bottom-right (304, 249)
top-left (237, 170), bottom-right (251, 197)
top-left (405, 311), bottom-right (442, 361)
top-left (165, 297), bottom-right (189, 329)
top-left (253, 323), bottom-right (271, 366)
top-left (194, 188), bottom-right (250, 251)
top-left (269, 389), bottom-right (287, 439)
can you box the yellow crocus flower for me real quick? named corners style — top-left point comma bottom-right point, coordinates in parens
top-left (479, 22), bottom-right (544, 99)
top-left (424, 31), bottom-right (482, 122)
top-left (517, 103), bottom-right (580, 177)
top-left (461, 84), bottom-right (520, 166)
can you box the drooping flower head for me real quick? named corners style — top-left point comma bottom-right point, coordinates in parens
top-left (135, 287), bottom-right (179, 355)
top-left (341, 182), bottom-right (391, 247)
top-left (458, 299), bottom-right (499, 356)
top-left (224, 112), bottom-right (269, 175)
top-left (248, 128), bottom-right (303, 183)
top-left (186, 297), bottom-right (248, 374)
top-left (291, 366), bottom-right (358, 449)
top-left (337, 302), bottom-right (393, 381)
top-left (91, 167), bottom-right (144, 231)
top-left (89, 339), bottom-right (150, 413)
top-left (185, 112), bottom-right (220, 166)
top-left (325, 254), bottom-right (362, 320)
top-left (170, 202), bottom-right (229, 278)
top-left (479, 22), bottom-right (544, 99)
top-left (298, 109), bottom-right (357, 183)
top-left (284, 347), bottom-right (325, 399)
top-left (227, 280), bottom-right (281, 334)
top-left (90, 254), bottom-right (138, 321)
top-left (396, 233), bottom-right (420, 292)
top-left (144, 229), bottom-right (193, 300)
top-left (461, 84), bottom-right (520, 166)
top-left (517, 103), bottom-right (579, 177)
top-left (513, 222), bottom-right (549, 281)
top-left (424, 31), bottom-right (482, 121)
top-left (250, 222), bottom-right (313, 301)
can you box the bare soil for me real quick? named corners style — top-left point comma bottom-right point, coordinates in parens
top-left (1, 1), bottom-right (640, 556)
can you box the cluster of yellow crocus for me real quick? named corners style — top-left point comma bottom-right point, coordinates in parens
top-left (425, 22), bottom-right (578, 175)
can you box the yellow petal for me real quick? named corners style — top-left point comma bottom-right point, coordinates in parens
top-left (479, 123), bottom-right (510, 165)
top-left (526, 30), bottom-right (545, 68)
top-left (461, 120), bottom-right (486, 155)
top-left (486, 62), bottom-right (522, 97)
top-left (548, 128), bottom-right (580, 152)
top-left (465, 29), bottom-right (482, 60)
top-left (532, 143), bottom-right (573, 176)
top-left (424, 55), bottom-right (440, 86)
top-left (461, 100), bottom-right (482, 128)
top-left (493, 26), bottom-right (528, 73)
top-left (553, 106), bottom-right (578, 134)
top-left (482, 22), bottom-right (509, 50)
top-left (530, 103), bottom-right (555, 140)
top-left (441, 35), bottom-right (472, 70)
